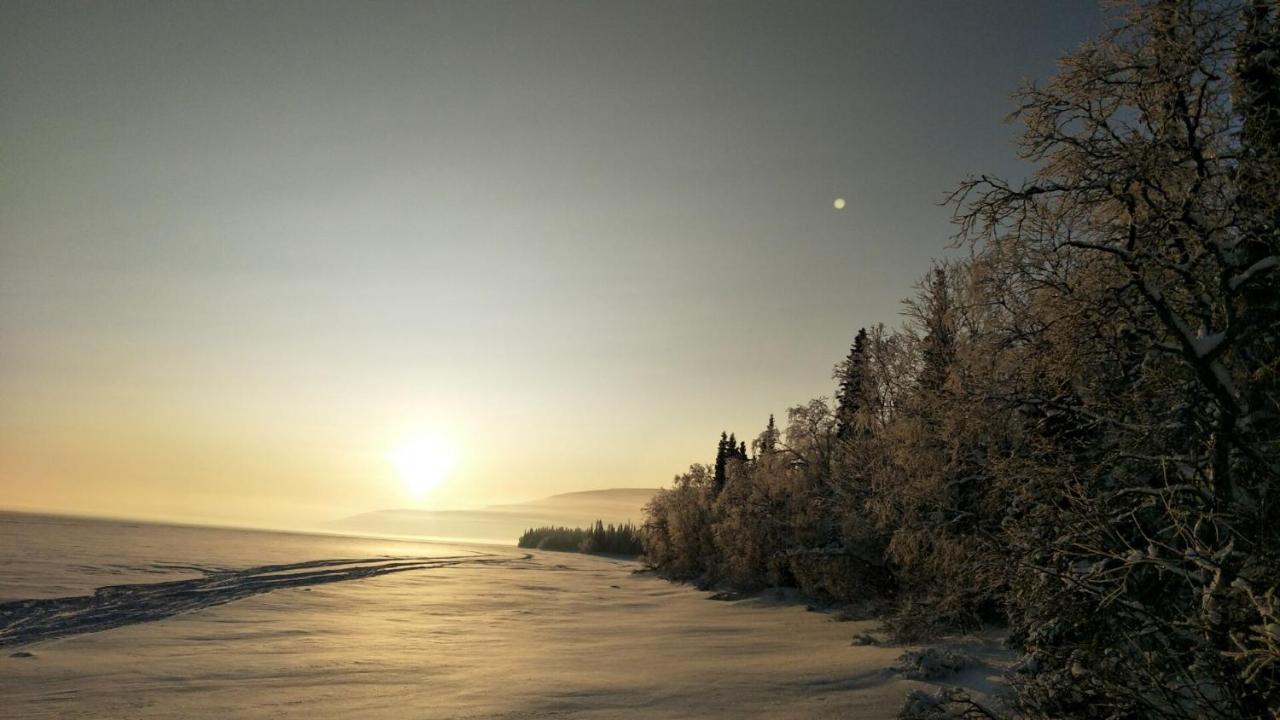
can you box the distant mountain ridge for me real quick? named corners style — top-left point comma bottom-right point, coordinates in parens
top-left (330, 488), bottom-right (658, 544)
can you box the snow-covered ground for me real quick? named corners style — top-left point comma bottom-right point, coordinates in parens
top-left (2, 530), bottom-right (1011, 719)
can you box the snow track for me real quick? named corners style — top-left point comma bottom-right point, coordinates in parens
top-left (0, 553), bottom-right (532, 648)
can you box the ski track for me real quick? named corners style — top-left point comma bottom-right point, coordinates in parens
top-left (0, 553), bottom-right (534, 648)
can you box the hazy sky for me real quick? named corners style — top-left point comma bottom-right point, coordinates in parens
top-left (0, 1), bottom-right (1100, 527)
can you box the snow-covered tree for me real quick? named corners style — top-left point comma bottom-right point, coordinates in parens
top-left (954, 1), bottom-right (1280, 715)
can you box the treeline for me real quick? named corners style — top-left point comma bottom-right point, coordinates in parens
top-left (641, 2), bottom-right (1279, 719)
top-left (518, 520), bottom-right (644, 556)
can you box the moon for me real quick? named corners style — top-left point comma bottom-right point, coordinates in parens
top-left (388, 433), bottom-right (457, 499)
top-left (833, 198), bottom-right (846, 210)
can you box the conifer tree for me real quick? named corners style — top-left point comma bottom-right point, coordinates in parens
top-left (835, 328), bottom-right (868, 441)
top-left (757, 414), bottom-right (779, 456)
top-left (713, 431), bottom-right (729, 492)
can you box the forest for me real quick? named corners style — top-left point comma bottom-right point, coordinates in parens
top-left (518, 521), bottom-right (645, 556)
top-left (640, 2), bottom-right (1279, 718)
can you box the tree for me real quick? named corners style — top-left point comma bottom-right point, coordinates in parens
top-left (1232, 0), bottom-right (1280, 439)
top-left (953, 1), bottom-right (1280, 716)
top-left (713, 432), bottom-right (729, 493)
top-left (756, 414), bottom-right (780, 456)
top-left (835, 328), bottom-right (869, 441)
top-left (915, 266), bottom-right (955, 396)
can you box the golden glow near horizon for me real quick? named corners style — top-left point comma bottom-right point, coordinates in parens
top-left (388, 433), bottom-right (458, 500)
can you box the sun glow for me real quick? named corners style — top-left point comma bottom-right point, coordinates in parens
top-left (388, 433), bottom-right (457, 499)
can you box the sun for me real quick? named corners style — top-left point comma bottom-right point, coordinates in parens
top-left (388, 433), bottom-right (457, 499)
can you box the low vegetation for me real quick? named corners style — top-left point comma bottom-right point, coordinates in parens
top-left (517, 521), bottom-right (644, 556)
top-left (641, 2), bottom-right (1280, 718)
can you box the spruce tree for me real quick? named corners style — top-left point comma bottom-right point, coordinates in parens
top-left (835, 328), bottom-right (868, 441)
top-left (713, 431), bottom-right (729, 492)
top-left (759, 414), bottom-right (779, 455)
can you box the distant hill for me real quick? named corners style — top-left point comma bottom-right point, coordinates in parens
top-left (485, 488), bottom-right (657, 517)
top-left (329, 488), bottom-right (658, 545)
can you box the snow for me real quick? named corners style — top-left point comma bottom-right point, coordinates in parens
top-left (1, 546), bottom-right (1013, 719)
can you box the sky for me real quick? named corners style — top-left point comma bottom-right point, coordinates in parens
top-left (0, 0), bottom-right (1101, 528)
